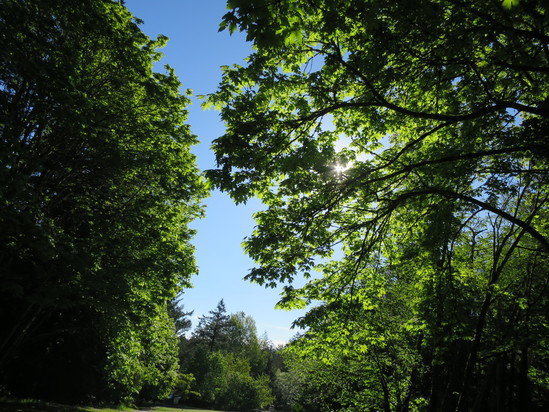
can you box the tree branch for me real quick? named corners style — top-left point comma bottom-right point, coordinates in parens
top-left (394, 188), bottom-right (549, 253)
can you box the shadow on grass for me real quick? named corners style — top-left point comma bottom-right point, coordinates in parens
top-left (0, 398), bottom-right (88, 412)
top-left (0, 399), bottom-right (222, 412)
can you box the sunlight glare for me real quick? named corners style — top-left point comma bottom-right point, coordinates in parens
top-left (333, 162), bottom-right (352, 175)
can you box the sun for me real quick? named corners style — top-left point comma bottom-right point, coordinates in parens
top-left (334, 164), bottom-right (347, 173)
top-left (333, 162), bottom-right (351, 175)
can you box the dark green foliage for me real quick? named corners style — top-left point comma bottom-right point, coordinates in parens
top-left (168, 294), bottom-right (194, 336)
top-left (179, 302), bottom-right (274, 411)
top-left (0, 0), bottom-right (205, 403)
top-left (191, 299), bottom-right (232, 350)
top-left (208, 0), bottom-right (549, 410)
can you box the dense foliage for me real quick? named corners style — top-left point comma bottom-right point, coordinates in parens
top-left (0, 0), bottom-right (205, 403)
top-left (208, 0), bottom-right (549, 411)
top-left (178, 301), bottom-right (275, 411)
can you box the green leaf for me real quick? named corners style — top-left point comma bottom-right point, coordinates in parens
top-left (502, 0), bottom-right (520, 8)
top-left (207, 0), bottom-right (549, 409)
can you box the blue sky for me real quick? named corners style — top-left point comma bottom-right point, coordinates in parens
top-left (125, 0), bottom-right (306, 345)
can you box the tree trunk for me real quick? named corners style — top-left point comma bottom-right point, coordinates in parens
top-left (517, 346), bottom-right (531, 412)
top-left (0, 304), bottom-right (43, 369)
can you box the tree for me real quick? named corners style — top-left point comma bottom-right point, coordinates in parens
top-left (203, 351), bottom-right (274, 411)
top-left (226, 311), bottom-right (269, 375)
top-left (0, 0), bottom-right (206, 403)
top-left (181, 302), bottom-right (275, 410)
top-left (168, 293), bottom-right (194, 336)
top-left (192, 299), bottom-right (232, 350)
top-left (207, 0), bottom-right (549, 410)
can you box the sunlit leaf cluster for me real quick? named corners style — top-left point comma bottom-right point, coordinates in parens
top-left (0, 0), bottom-right (206, 403)
top-left (209, 0), bottom-right (549, 410)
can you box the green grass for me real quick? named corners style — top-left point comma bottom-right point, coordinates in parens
top-left (0, 398), bottom-right (88, 411)
top-left (0, 399), bottom-right (221, 412)
top-left (152, 409), bottom-right (218, 412)
top-left (86, 408), bottom-right (216, 412)
top-left (85, 405), bottom-right (221, 412)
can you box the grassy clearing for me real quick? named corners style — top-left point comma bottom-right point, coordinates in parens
top-left (0, 398), bottom-right (87, 411)
top-left (150, 409), bottom-right (217, 412)
top-left (86, 408), bottom-right (216, 412)
top-left (0, 399), bottom-right (220, 412)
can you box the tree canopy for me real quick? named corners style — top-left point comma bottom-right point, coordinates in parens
top-left (207, 0), bottom-right (549, 410)
top-left (2, 0), bottom-right (548, 409)
top-left (180, 300), bottom-right (275, 411)
top-left (0, 0), bottom-right (206, 403)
